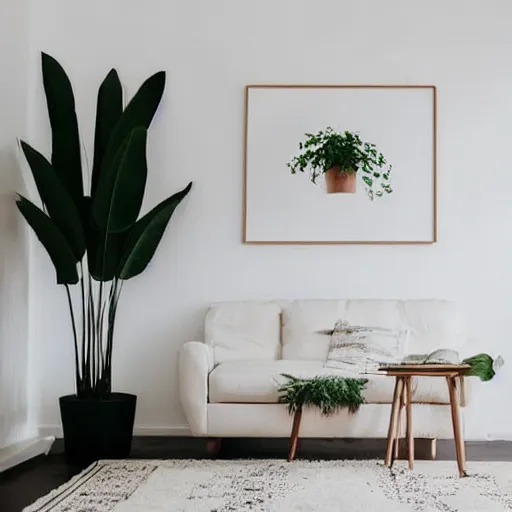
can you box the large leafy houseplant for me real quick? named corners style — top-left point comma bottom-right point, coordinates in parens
top-left (287, 127), bottom-right (393, 199)
top-left (17, 54), bottom-right (191, 459)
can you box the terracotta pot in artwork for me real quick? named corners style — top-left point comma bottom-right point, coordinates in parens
top-left (324, 167), bottom-right (357, 194)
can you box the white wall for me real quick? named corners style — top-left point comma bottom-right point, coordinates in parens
top-left (27, 0), bottom-right (512, 440)
top-left (0, 0), bottom-right (33, 448)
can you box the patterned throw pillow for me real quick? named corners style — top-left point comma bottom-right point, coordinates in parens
top-left (324, 319), bottom-right (405, 374)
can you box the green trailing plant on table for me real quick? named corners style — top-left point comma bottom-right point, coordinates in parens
top-left (278, 374), bottom-right (368, 416)
top-left (17, 53), bottom-right (192, 400)
top-left (287, 127), bottom-right (392, 200)
top-left (462, 353), bottom-right (503, 382)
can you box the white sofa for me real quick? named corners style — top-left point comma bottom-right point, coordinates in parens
top-left (179, 300), bottom-right (471, 440)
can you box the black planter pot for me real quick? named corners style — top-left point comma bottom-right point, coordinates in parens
top-left (59, 392), bottom-right (137, 464)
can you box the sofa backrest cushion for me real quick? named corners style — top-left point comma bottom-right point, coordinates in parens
top-left (281, 299), bottom-right (467, 360)
top-left (205, 301), bottom-right (282, 364)
top-left (204, 299), bottom-right (467, 363)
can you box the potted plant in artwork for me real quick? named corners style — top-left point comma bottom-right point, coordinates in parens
top-left (287, 127), bottom-right (393, 200)
top-left (16, 53), bottom-right (192, 463)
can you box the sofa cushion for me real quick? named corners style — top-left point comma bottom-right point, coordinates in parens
top-left (281, 299), bottom-right (466, 360)
top-left (281, 300), bottom-right (348, 361)
top-left (401, 300), bottom-right (467, 354)
top-left (325, 320), bottom-right (404, 373)
top-left (205, 302), bottom-right (282, 364)
top-left (208, 360), bottom-right (451, 405)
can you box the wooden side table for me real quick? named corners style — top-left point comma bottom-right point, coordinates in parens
top-left (380, 364), bottom-right (470, 477)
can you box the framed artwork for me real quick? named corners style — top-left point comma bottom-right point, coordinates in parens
top-left (243, 85), bottom-right (437, 244)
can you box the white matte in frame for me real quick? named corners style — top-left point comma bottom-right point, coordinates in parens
top-left (243, 85), bottom-right (437, 245)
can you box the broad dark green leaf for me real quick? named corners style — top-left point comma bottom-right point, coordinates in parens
top-left (92, 135), bottom-right (129, 226)
top-left (88, 230), bottom-right (127, 282)
top-left (79, 196), bottom-right (93, 249)
top-left (102, 71), bottom-right (165, 174)
top-left (81, 196), bottom-right (124, 281)
top-left (88, 140), bottom-right (127, 280)
top-left (20, 141), bottom-right (85, 260)
top-left (92, 127), bottom-right (148, 234)
top-left (16, 195), bottom-right (79, 284)
top-left (91, 69), bottom-right (123, 198)
top-left (117, 182), bottom-right (192, 280)
top-left (41, 53), bottom-right (83, 206)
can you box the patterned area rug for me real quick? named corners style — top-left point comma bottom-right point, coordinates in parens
top-left (24, 459), bottom-right (512, 511)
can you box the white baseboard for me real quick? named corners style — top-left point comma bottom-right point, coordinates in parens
top-left (38, 425), bottom-right (191, 438)
top-left (0, 436), bottom-right (55, 473)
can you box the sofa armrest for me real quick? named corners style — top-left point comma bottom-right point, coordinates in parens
top-left (178, 341), bottom-right (214, 436)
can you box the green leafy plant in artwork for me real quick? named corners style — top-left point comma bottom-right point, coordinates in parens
top-left (287, 127), bottom-right (392, 200)
top-left (277, 374), bottom-right (368, 416)
top-left (17, 53), bottom-right (192, 399)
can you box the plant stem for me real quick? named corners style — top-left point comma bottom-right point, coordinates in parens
top-left (84, 279), bottom-right (91, 394)
top-left (97, 279), bottom-right (104, 391)
top-left (79, 263), bottom-right (86, 391)
top-left (100, 279), bottom-right (116, 386)
top-left (97, 227), bottom-right (110, 394)
top-left (87, 273), bottom-right (95, 393)
top-left (105, 278), bottom-right (123, 390)
top-left (92, 281), bottom-right (99, 392)
top-left (99, 282), bottom-right (112, 376)
top-left (65, 284), bottom-right (81, 394)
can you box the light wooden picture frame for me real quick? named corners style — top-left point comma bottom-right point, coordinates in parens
top-left (243, 85), bottom-right (437, 245)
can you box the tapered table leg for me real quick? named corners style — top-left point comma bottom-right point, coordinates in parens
top-left (288, 408), bottom-right (303, 462)
top-left (394, 380), bottom-right (406, 461)
top-left (385, 377), bottom-right (404, 467)
top-left (446, 376), bottom-right (467, 477)
top-left (406, 376), bottom-right (414, 470)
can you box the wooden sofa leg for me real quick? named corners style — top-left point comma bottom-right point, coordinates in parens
top-left (430, 438), bottom-right (438, 460)
top-left (206, 438), bottom-right (222, 457)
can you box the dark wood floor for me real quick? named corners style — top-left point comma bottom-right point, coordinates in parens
top-left (2, 437), bottom-right (512, 512)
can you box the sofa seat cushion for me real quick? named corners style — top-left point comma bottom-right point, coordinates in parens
top-left (209, 360), bottom-right (451, 405)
